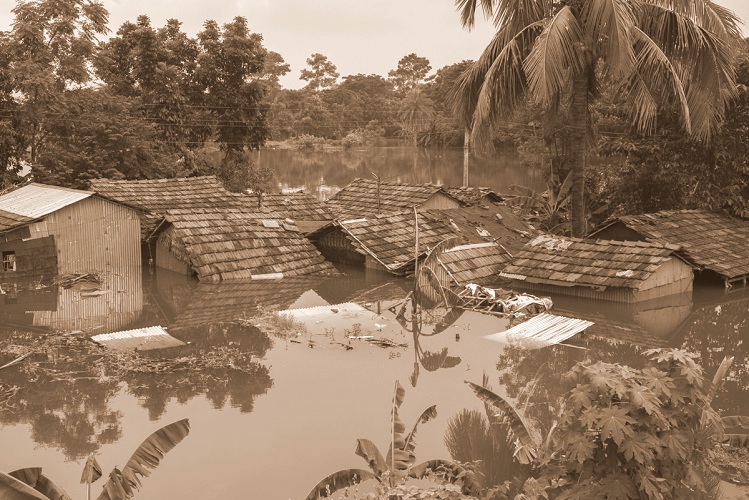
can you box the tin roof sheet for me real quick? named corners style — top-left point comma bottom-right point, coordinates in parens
top-left (90, 326), bottom-right (185, 351)
top-left (0, 183), bottom-right (92, 218)
top-left (484, 313), bottom-right (594, 348)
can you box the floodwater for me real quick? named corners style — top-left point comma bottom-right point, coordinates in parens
top-left (1, 147), bottom-right (748, 499)
top-left (257, 146), bottom-right (544, 197)
top-left (1, 263), bottom-right (748, 499)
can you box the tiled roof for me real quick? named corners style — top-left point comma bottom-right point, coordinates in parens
top-left (0, 183), bottom-right (92, 219)
top-left (500, 235), bottom-right (681, 290)
top-left (260, 192), bottom-right (334, 221)
top-left (313, 210), bottom-right (460, 274)
top-left (157, 208), bottom-right (335, 282)
top-left (439, 242), bottom-right (512, 286)
top-left (89, 176), bottom-right (245, 236)
top-left (0, 209), bottom-right (35, 233)
top-left (445, 186), bottom-right (503, 206)
top-left (326, 178), bottom-right (461, 218)
top-left (310, 206), bottom-right (535, 276)
top-left (598, 209), bottom-right (749, 281)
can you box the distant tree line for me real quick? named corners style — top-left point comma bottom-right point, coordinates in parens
top-left (0, 0), bottom-right (748, 223)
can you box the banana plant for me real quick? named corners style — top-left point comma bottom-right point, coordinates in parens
top-left (0, 419), bottom-right (189, 500)
top-left (306, 381), bottom-right (478, 499)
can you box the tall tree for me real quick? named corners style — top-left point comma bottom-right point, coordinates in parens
top-left (455, 0), bottom-right (743, 236)
top-left (388, 53), bottom-right (432, 94)
top-left (299, 53), bottom-right (339, 91)
top-left (0, 0), bottom-right (108, 183)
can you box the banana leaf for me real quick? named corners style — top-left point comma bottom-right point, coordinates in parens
top-left (409, 460), bottom-right (482, 497)
top-left (9, 468), bottom-right (71, 500)
top-left (465, 380), bottom-right (540, 460)
top-left (387, 381), bottom-right (409, 477)
top-left (707, 356), bottom-right (734, 404)
top-left (0, 470), bottom-right (54, 500)
top-left (304, 469), bottom-right (377, 500)
top-left (96, 418), bottom-right (190, 500)
top-left (354, 439), bottom-right (387, 477)
top-left (722, 415), bottom-right (749, 448)
top-left (80, 454), bottom-right (102, 485)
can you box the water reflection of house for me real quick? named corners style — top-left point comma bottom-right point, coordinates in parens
top-left (0, 183), bottom-right (141, 286)
top-left (309, 206), bottom-right (533, 276)
top-left (499, 235), bottom-right (693, 303)
top-left (326, 178), bottom-right (464, 219)
top-left (589, 209), bottom-right (749, 288)
top-left (0, 268), bottom-right (143, 333)
top-left (551, 293), bottom-right (693, 347)
top-left (89, 176), bottom-right (244, 241)
top-left (149, 208), bottom-right (335, 281)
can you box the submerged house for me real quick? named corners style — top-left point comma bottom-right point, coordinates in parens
top-left (149, 207), bottom-right (335, 282)
top-left (89, 176), bottom-right (244, 240)
top-left (308, 206), bottom-right (529, 277)
top-left (589, 209), bottom-right (749, 288)
top-left (0, 183), bottom-right (141, 285)
top-left (258, 192), bottom-right (334, 233)
top-left (326, 178), bottom-right (464, 219)
top-left (499, 235), bottom-right (693, 302)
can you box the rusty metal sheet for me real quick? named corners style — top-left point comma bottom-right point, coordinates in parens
top-left (484, 313), bottom-right (594, 349)
top-left (90, 326), bottom-right (184, 351)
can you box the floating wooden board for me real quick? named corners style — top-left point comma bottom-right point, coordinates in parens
top-left (91, 326), bottom-right (185, 351)
top-left (485, 313), bottom-right (594, 349)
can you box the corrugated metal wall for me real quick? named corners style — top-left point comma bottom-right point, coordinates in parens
top-left (42, 196), bottom-right (141, 273)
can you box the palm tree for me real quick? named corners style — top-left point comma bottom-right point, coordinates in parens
top-left (455, 0), bottom-right (743, 236)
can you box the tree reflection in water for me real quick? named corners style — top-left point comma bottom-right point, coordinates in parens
top-left (121, 322), bottom-right (274, 419)
top-left (0, 332), bottom-right (122, 461)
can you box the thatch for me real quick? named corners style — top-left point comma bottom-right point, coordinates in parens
top-left (154, 207), bottom-right (336, 282)
top-left (590, 209), bottom-right (749, 282)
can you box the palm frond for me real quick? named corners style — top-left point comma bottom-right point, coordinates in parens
top-left (621, 26), bottom-right (691, 136)
top-left (455, 0), bottom-right (495, 29)
top-left (581, 0), bottom-right (636, 76)
top-left (523, 6), bottom-right (586, 109)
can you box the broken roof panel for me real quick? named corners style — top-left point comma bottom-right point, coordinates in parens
top-left (0, 209), bottom-right (35, 233)
top-left (156, 207), bottom-right (335, 282)
top-left (91, 326), bottom-right (185, 351)
top-left (326, 178), bottom-right (462, 219)
top-left (0, 183), bottom-right (93, 219)
top-left (484, 313), bottom-right (594, 349)
top-left (444, 186), bottom-right (503, 206)
top-left (500, 235), bottom-right (681, 290)
top-left (591, 209), bottom-right (749, 282)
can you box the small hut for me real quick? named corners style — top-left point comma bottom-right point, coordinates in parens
top-left (326, 178), bottom-right (464, 219)
top-left (149, 207), bottom-right (335, 282)
top-left (0, 183), bottom-right (141, 285)
top-left (589, 209), bottom-right (749, 288)
top-left (499, 235), bottom-right (693, 302)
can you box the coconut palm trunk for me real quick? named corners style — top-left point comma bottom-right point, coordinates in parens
top-left (569, 72), bottom-right (589, 237)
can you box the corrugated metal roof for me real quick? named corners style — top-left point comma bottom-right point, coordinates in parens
top-left (485, 313), bottom-right (594, 348)
top-left (0, 183), bottom-right (92, 218)
top-left (90, 326), bottom-right (185, 351)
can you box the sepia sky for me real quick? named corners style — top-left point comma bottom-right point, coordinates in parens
top-left (2, 0), bottom-right (748, 89)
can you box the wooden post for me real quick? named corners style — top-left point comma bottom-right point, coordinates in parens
top-left (462, 127), bottom-right (470, 187)
top-left (413, 207), bottom-right (420, 313)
